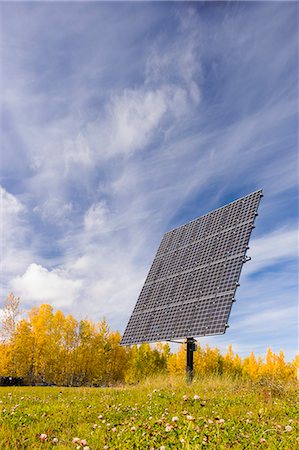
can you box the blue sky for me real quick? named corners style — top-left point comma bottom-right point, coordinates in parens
top-left (0, 1), bottom-right (298, 360)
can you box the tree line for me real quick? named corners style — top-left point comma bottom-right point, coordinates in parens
top-left (0, 293), bottom-right (297, 386)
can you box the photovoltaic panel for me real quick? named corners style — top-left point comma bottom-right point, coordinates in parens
top-left (121, 190), bottom-right (263, 345)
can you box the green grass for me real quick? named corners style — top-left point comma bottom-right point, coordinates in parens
top-left (0, 375), bottom-right (298, 449)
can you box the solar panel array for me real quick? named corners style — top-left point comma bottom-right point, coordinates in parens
top-left (121, 190), bottom-right (262, 345)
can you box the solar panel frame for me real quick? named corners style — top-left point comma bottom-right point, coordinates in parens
top-left (121, 190), bottom-right (263, 345)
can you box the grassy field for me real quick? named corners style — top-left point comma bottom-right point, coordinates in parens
top-left (0, 375), bottom-right (298, 449)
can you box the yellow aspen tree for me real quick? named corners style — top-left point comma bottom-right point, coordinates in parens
top-left (124, 345), bottom-right (138, 384)
top-left (0, 342), bottom-right (12, 376)
top-left (126, 343), bottom-right (169, 382)
top-left (156, 342), bottom-right (171, 364)
top-left (28, 304), bottom-right (54, 384)
top-left (97, 319), bottom-right (111, 383)
top-left (261, 347), bottom-right (276, 380)
top-left (267, 350), bottom-right (294, 381)
top-left (293, 354), bottom-right (299, 381)
top-left (0, 292), bottom-right (21, 342)
top-left (0, 293), bottom-right (21, 377)
top-left (167, 352), bottom-right (180, 375)
top-left (243, 352), bottom-right (259, 379)
top-left (77, 319), bottom-right (96, 385)
top-left (257, 355), bottom-right (263, 378)
top-left (224, 344), bottom-right (235, 375)
top-left (232, 353), bottom-right (242, 376)
top-left (106, 331), bottom-right (130, 384)
top-left (133, 343), bottom-right (153, 380)
top-left (202, 345), bottom-right (223, 375)
top-left (63, 314), bottom-right (78, 386)
top-left (90, 319), bottom-right (110, 385)
top-left (10, 320), bottom-right (34, 383)
top-left (194, 343), bottom-right (204, 376)
top-left (49, 310), bottom-right (66, 385)
top-left (176, 344), bottom-right (188, 375)
top-left (167, 344), bottom-right (185, 376)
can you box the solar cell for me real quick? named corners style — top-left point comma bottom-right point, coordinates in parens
top-left (121, 190), bottom-right (262, 345)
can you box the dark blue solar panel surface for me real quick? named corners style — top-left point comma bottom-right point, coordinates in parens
top-left (121, 190), bottom-right (262, 345)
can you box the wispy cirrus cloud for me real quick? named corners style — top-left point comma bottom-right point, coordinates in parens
top-left (84, 201), bottom-right (109, 233)
top-left (243, 227), bottom-right (298, 276)
top-left (0, 186), bottom-right (35, 298)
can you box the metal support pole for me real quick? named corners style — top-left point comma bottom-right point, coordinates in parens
top-left (186, 337), bottom-right (196, 384)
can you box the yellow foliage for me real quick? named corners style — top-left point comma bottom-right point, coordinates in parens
top-left (167, 345), bottom-right (186, 375)
top-left (0, 295), bottom-right (297, 385)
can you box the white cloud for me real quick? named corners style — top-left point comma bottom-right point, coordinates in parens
top-left (64, 133), bottom-right (92, 173)
top-left (0, 186), bottom-right (24, 216)
top-left (145, 10), bottom-right (201, 106)
top-left (84, 201), bottom-right (109, 232)
top-left (33, 198), bottom-right (73, 224)
top-left (189, 80), bottom-right (201, 104)
top-left (11, 263), bottom-right (82, 308)
top-left (0, 186), bottom-right (36, 299)
top-left (85, 11), bottom-right (202, 160)
top-left (108, 88), bottom-right (167, 155)
top-left (233, 305), bottom-right (297, 331)
top-left (62, 223), bottom-right (148, 320)
top-left (90, 84), bottom-right (192, 159)
top-left (243, 227), bottom-right (298, 276)
top-left (87, 271), bottom-right (144, 318)
top-left (0, 185), bottom-right (25, 271)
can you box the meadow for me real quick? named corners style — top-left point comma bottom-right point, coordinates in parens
top-left (0, 375), bottom-right (298, 450)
